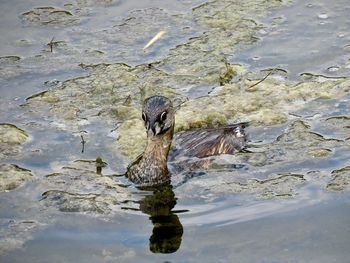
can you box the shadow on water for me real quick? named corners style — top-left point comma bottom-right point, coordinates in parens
top-left (138, 185), bottom-right (184, 254)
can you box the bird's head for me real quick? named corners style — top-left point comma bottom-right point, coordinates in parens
top-left (142, 96), bottom-right (175, 137)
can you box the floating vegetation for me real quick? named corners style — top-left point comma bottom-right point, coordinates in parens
top-left (2, 0), bottom-right (350, 217)
top-left (0, 124), bottom-right (29, 159)
top-left (176, 171), bottom-right (307, 201)
top-left (0, 164), bottom-right (33, 192)
top-left (40, 160), bottom-right (130, 214)
top-left (1, 0), bottom-right (350, 259)
top-left (325, 116), bottom-right (350, 129)
top-left (24, 59), bottom-right (350, 161)
top-left (327, 167), bottom-right (350, 191)
top-left (0, 124), bottom-right (28, 145)
top-left (21, 7), bottom-right (79, 26)
top-left (0, 56), bottom-right (21, 64)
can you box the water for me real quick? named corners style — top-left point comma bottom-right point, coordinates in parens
top-left (2, 195), bottom-right (350, 263)
top-left (232, 0), bottom-right (350, 79)
top-left (1, 0), bottom-right (350, 262)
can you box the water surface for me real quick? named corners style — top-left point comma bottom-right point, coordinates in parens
top-left (0, 0), bottom-right (350, 262)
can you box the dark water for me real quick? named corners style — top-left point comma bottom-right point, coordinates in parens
top-left (1, 0), bottom-right (350, 262)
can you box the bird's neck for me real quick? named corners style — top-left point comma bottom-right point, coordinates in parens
top-left (144, 127), bottom-right (174, 166)
top-left (127, 126), bottom-right (174, 187)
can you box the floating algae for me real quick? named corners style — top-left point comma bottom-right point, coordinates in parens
top-left (212, 173), bottom-right (306, 200)
top-left (0, 124), bottom-right (28, 145)
top-left (0, 56), bottom-right (21, 64)
top-left (327, 167), bottom-right (350, 192)
top-left (249, 120), bottom-right (344, 165)
top-left (19, 0), bottom-right (350, 199)
top-left (19, 0), bottom-right (289, 162)
top-left (307, 148), bottom-right (332, 158)
top-left (1, 0), bottom-right (350, 260)
top-left (175, 76), bottom-right (349, 132)
top-left (21, 7), bottom-right (79, 26)
top-left (175, 171), bottom-right (306, 201)
top-left (20, 0), bottom-right (119, 27)
top-left (24, 61), bottom-right (350, 162)
top-left (41, 160), bottom-right (130, 214)
top-left (0, 164), bottom-right (33, 192)
top-left (0, 124), bottom-right (29, 159)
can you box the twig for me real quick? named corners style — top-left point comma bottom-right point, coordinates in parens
top-left (47, 37), bottom-right (64, 52)
top-left (247, 70), bottom-right (273, 90)
top-left (47, 37), bottom-right (55, 52)
top-left (80, 135), bottom-right (86, 153)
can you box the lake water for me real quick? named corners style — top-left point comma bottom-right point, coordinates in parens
top-left (1, 0), bottom-right (350, 262)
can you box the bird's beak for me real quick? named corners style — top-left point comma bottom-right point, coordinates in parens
top-left (148, 119), bottom-right (162, 136)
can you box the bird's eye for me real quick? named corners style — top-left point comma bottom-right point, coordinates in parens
top-left (142, 112), bottom-right (147, 122)
top-left (160, 111), bottom-right (167, 122)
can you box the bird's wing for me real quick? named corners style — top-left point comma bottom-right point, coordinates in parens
top-left (173, 123), bottom-right (248, 159)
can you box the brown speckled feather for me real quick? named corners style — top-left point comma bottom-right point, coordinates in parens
top-left (172, 123), bottom-right (248, 159)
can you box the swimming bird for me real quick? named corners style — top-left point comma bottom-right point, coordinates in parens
top-left (126, 95), bottom-right (247, 187)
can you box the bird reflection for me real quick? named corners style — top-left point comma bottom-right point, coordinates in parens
top-left (139, 185), bottom-right (183, 254)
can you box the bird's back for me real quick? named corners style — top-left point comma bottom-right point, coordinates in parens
top-left (170, 122), bottom-right (248, 160)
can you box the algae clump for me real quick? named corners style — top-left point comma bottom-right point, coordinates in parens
top-left (327, 167), bottom-right (350, 192)
top-left (0, 164), bottom-right (33, 192)
top-left (0, 124), bottom-right (28, 145)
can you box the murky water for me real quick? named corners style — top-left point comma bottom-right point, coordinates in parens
top-left (1, 0), bottom-right (350, 262)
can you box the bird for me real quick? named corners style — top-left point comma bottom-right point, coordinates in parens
top-left (126, 95), bottom-right (247, 188)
